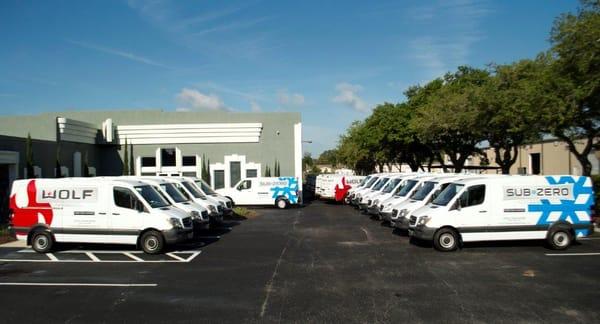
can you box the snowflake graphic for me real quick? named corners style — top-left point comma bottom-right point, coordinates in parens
top-left (270, 177), bottom-right (299, 204)
top-left (528, 176), bottom-right (594, 236)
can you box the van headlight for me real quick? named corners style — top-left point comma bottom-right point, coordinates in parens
top-left (417, 216), bottom-right (431, 226)
top-left (169, 217), bottom-right (183, 229)
top-left (372, 199), bottom-right (379, 207)
top-left (400, 209), bottom-right (408, 218)
top-left (190, 211), bottom-right (200, 220)
top-left (219, 201), bottom-right (226, 207)
top-left (208, 205), bottom-right (217, 212)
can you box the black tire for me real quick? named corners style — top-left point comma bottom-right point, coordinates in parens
top-left (140, 230), bottom-right (165, 254)
top-left (226, 197), bottom-right (235, 207)
top-left (547, 227), bottom-right (572, 250)
top-left (275, 197), bottom-right (288, 209)
top-left (31, 231), bottom-right (54, 253)
top-left (433, 228), bottom-right (459, 252)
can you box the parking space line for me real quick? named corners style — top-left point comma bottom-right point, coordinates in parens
top-left (545, 252), bottom-right (600, 257)
top-left (0, 282), bottom-right (157, 287)
top-left (166, 252), bottom-right (187, 262)
top-left (123, 252), bottom-right (144, 262)
top-left (185, 251), bottom-right (201, 262)
top-left (85, 252), bottom-right (100, 262)
top-left (0, 259), bottom-right (192, 263)
top-left (46, 253), bottom-right (58, 261)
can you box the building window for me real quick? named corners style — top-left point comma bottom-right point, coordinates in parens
top-left (141, 172), bottom-right (155, 176)
top-left (161, 148), bottom-right (176, 167)
top-left (230, 161), bottom-right (241, 186)
top-left (141, 157), bottom-right (156, 167)
top-left (182, 156), bottom-right (196, 166)
top-left (182, 171), bottom-right (197, 177)
top-left (246, 169), bottom-right (257, 178)
top-left (214, 170), bottom-right (225, 189)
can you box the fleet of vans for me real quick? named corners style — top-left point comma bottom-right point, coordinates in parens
top-left (346, 172), bottom-right (596, 251)
top-left (217, 177), bottom-right (300, 209)
top-left (314, 174), bottom-right (366, 202)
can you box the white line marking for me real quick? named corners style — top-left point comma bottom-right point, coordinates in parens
top-left (546, 252), bottom-right (600, 257)
top-left (166, 253), bottom-right (186, 262)
top-left (578, 237), bottom-right (600, 240)
top-left (123, 252), bottom-right (144, 262)
top-left (46, 253), bottom-right (58, 261)
top-left (85, 252), bottom-right (100, 262)
top-left (0, 282), bottom-right (157, 287)
top-left (19, 249), bottom-right (144, 254)
top-left (0, 259), bottom-right (188, 263)
top-left (185, 251), bottom-right (201, 262)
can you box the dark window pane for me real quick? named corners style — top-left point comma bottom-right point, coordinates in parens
top-left (531, 153), bottom-right (541, 175)
top-left (246, 169), bottom-right (257, 178)
top-left (230, 162), bottom-right (241, 187)
top-left (114, 187), bottom-right (136, 209)
top-left (214, 170), bottom-right (225, 189)
top-left (161, 148), bottom-right (176, 167)
top-left (182, 156), bottom-right (196, 166)
top-left (182, 171), bottom-right (197, 177)
top-left (461, 185), bottom-right (486, 208)
top-left (141, 157), bottom-right (156, 167)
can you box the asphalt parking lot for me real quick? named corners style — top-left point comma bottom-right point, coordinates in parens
top-left (1, 200), bottom-right (600, 323)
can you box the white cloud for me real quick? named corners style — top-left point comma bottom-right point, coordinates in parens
top-left (332, 83), bottom-right (369, 112)
top-left (250, 101), bottom-right (262, 112)
top-left (176, 88), bottom-right (227, 111)
top-left (277, 89), bottom-right (305, 107)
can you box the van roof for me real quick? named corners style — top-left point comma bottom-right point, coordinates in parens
top-left (450, 175), bottom-right (551, 186)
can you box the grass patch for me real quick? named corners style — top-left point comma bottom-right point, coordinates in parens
top-left (233, 206), bottom-right (259, 219)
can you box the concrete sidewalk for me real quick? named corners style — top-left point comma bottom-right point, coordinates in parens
top-left (0, 240), bottom-right (26, 248)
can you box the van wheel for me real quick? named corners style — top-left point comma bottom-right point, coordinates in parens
top-left (276, 198), bottom-right (288, 209)
top-left (32, 231), bottom-right (54, 253)
top-left (141, 231), bottom-right (164, 254)
top-left (433, 228), bottom-right (459, 252)
top-left (547, 228), bottom-right (572, 250)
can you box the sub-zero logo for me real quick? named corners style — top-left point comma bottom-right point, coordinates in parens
top-left (503, 184), bottom-right (573, 200)
top-left (37, 188), bottom-right (98, 202)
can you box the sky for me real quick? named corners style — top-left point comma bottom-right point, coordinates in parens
top-left (0, 0), bottom-right (579, 155)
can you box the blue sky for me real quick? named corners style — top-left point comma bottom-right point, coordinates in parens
top-left (0, 0), bottom-right (578, 155)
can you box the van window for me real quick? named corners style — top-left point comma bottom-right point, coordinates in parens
top-left (135, 185), bottom-right (170, 208)
top-left (359, 176), bottom-right (371, 187)
top-left (237, 180), bottom-right (252, 190)
top-left (365, 177), bottom-right (379, 188)
top-left (382, 178), bottom-right (401, 193)
top-left (195, 179), bottom-right (217, 195)
top-left (182, 181), bottom-right (206, 199)
top-left (411, 181), bottom-right (437, 201)
top-left (372, 178), bottom-right (389, 191)
top-left (114, 187), bottom-right (140, 210)
top-left (160, 183), bottom-right (189, 203)
top-left (432, 183), bottom-right (464, 206)
top-left (459, 185), bottom-right (486, 208)
top-left (174, 183), bottom-right (191, 200)
top-left (394, 180), bottom-right (418, 197)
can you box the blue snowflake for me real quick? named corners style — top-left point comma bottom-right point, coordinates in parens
top-left (528, 176), bottom-right (594, 236)
top-left (270, 177), bottom-right (299, 204)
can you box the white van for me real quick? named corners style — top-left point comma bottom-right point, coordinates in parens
top-left (189, 177), bottom-right (234, 214)
top-left (409, 175), bottom-right (595, 251)
top-left (217, 177), bottom-right (300, 209)
top-left (8, 178), bottom-right (193, 254)
top-left (350, 174), bottom-right (387, 206)
top-left (366, 174), bottom-right (417, 216)
top-left (371, 174), bottom-right (430, 215)
top-left (169, 178), bottom-right (223, 225)
top-left (357, 174), bottom-right (396, 210)
top-left (382, 175), bottom-right (465, 228)
top-left (137, 177), bottom-right (211, 230)
top-left (347, 175), bottom-right (372, 204)
top-left (318, 175), bottom-right (366, 202)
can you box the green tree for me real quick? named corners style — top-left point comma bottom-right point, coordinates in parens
top-left (123, 138), bottom-right (129, 176)
top-left (540, 1), bottom-right (600, 175)
top-left (264, 165), bottom-right (271, 177)
top-left (302, 152), bottom-right (314, 172)
top-left (317, 149), bottom-right (339, 166)
top-left (202, 154), bottom-right (211, 183)
top-left (479, 60), bottom-right (545, 174)
top-left (336, 121), bottom-right (376, 175)
top-left (25, 133), bottom-right (34, 178)
top-left (411, 66), bottom-right (490, 173)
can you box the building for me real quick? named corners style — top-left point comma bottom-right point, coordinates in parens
top-left (472, 138), bottom-right (600, 175)
top-left (0, 109), bottom-right (303, 202)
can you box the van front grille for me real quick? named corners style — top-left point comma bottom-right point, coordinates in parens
top-left (182, 217), bottom-right (193, 228)
top-left (392, 209), bottom-right (398, 217)
top-left (226, 201), bottom-right (232, 208)
top-left (409, 216), bottom-right (417, 226)
top-left (217, 205), bottom-right (223, 213)
top-left (201, 210), bottom-right (208, 219)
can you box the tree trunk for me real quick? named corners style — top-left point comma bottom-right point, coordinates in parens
top-left (494, 145), bottom-right (519, 175)
top-left (558, 134), bottom-right (595, 176)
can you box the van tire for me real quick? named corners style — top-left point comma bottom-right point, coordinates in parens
top-left (275, 197), bottom-right (288, 209)
top-left (31, 231), bottom-right (54, 253)
top-left (141, 231), bottom-right (165, 254)
top-left (433, 228), bottom-right (459, 252)
top-left (547, 227), bottom-right (572, 250)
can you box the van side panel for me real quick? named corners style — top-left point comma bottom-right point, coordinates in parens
top-left (9, 180), bottom-right (57, 240)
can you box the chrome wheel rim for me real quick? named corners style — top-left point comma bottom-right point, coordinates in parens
top-left (553, 232), bottom-right (570, 247)
top-left (440, 233), bottom-right (455, 249)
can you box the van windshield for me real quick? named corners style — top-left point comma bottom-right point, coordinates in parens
top-left (195, 179), bottom-right (217, 195)
top-left (160, 183), bottom-right (189, 203)
top-left (382, 178), bottom-right (401, 193)
top-left (182, 181), bottom-right (207, 199)
top-left (432, 183), bottom-right (464, 206)
top-left (394, 179), bottom-right (418, 197)
top-left (411, 181), bottom-right (437, 201)
top-left (135, 185), bottom-right (170, 208)
top-left (372, 178), bottom-right (389, 191)
top-left (358, 176), bottom-right (371, 187)
top-left (365, 177), bottom-right (379, 188)
top-left (174, 183), bottom-right (191, 200)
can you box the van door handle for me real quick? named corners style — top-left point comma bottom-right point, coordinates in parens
top-left (98, 212), bottom-right (106, 215)
top-left (112, 213), bottom-right (120, 215)
top-left (479, 210), bottom-right (487, 213)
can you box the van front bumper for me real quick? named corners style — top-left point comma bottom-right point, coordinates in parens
top-left (209, 212), bottom-right (223, 223)
top-left (367, 205), bottom-right (381, 216)
top-left (381, 211), bottom-right (393, 222)
top-left (163, 228), bottom-right (193, 244)
top-left (395, 217), bottom-right (410, 230)
top-left (409, 225), bottom-right (436, 241)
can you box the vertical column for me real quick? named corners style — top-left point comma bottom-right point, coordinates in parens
top-left (294, 123), bottom-right (303, 198)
